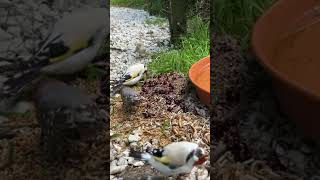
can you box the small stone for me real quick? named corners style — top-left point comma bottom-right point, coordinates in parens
top-left (130, 142), bottom-right (138, 148)
top-left (110, 165), bottom-right (127, 175)
top-left (122, 149), bottom-right (130, 157)
top-left (132, 160), bottom-right (144, 167)
top-left (110, 149), bottom-right (117, 161)
top-left (110, 175), bottom-right (117, 180)
top-left (128, 134), bottom-right (140, 143)
top-left (125, 157), bottom-right (134, 165)
top-left (110, 160), bottom-right (117, 167)
top-left (117, 157), bottom-right (128, 166)
top-left (113, 143), bottom-right (122, 153)
top-left (12, 101), bottom-right (35, 113)
top-left (151, 139), bottom-right (159, 146)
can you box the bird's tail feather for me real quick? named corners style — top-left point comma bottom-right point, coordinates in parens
top-left (129, 149), bottom-right (152, 161)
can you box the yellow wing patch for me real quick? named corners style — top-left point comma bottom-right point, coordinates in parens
top-left (49, 38), bottom-right (89, 63)
top-left (154, 156), bottom-right (170, 165)
top-left (124, 71), bottom-right (139, 82)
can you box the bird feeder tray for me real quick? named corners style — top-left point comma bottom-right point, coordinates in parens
top-left (252, 0), bottom-right (320, 141)
top-left (189, 55), bottom-right (210, 106)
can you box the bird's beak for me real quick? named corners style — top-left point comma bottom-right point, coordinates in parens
top-left (194, 154), bottom-right (208, 166)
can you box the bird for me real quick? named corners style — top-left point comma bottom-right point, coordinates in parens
top-left (34, 79), bottom-right (106, 161)
top-left (111, 63), bottom-right (147, 95)
top-left (135, 43), bottom-right (150, 58)
top-left (0, 7), bottom-right (109, 101)
top-left (120, 86), bottom-right (142, 119)
top-left (129, 141), bottom-right (208, 178)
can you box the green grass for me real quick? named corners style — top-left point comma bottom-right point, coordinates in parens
top-left (111, 0), bottom-right (145, 8)
top-left (144, 17), bottom-right (167, 26)
top-left (213, 0), bottom-right (274, 50)
top-left (148, 16), bottom-right (209, 75)
top-left (145, 0), bottom-right (166, 16)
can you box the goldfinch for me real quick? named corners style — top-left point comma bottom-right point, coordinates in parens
top-left (129, 141), bottom-right (208, 177)
top-left (0, 7), bottom-right (108, 98)
top-left (34, 79), bottom-right (106, 161)
top-left (111, 63), bottom-right (147, 95)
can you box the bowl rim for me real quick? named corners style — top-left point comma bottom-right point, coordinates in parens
top-left (189, 55), bottom-right (210, 94)
top-left (251, 0), bottom-right (320, 100)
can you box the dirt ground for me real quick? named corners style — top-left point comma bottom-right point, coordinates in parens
top-left (110, 72), bottom-right (210, 179)
top-left (211, 32), bottom-right (320, 179)
top-left (0, 61), bottom-right (110, 180)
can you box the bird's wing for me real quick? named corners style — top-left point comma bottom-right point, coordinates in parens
top-left (154, 156), bottom-right (170, 165)
top-left (122, 70), bottom-right (140, 82)
top-left (163, 142), bottom-right (198, 166)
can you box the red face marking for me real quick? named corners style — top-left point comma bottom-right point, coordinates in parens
top-left (194, 155), bottom-right (208, 166)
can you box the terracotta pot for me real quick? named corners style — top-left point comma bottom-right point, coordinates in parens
top-left (252, 0), bottom-right (320, 140)
top-left (189, 55), bottom-right (210, 106)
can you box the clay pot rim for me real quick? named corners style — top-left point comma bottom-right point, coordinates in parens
top-left (188, 55), bottom-right (210, 94)
top-left (251, 0), bottom-right (320, 100)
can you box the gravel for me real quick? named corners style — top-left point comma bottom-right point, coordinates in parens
top-left (110, 6), bottom-right (170, 82)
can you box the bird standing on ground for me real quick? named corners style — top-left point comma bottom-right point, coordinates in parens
top-left (0, 7), bottom-right (109, 100)
top-left (129, 141), bottom-right (208, 179)
top-left (34, 79), bottom-right (106, 161)
top-left (120, 86), bottom-right (142, 119)
top-left (111, 63), bottom-right (147, 95)
top-left (135, 42), bottom-right (150, 58)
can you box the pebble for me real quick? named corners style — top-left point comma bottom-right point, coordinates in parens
top-left (110, 165), bottom-right (127, 175)
top-left (132, 160), bottom-right (144, 167)
top-left (110, 175), bottom-right (118, 180)
top-left (12, 101), bottom-right (35, 114)
top-left (128, 134), bottom-right (140, 143)
top-left (113, 143), bottom-right (122, 153)
top-left (129, 142), bottom-right (138, 148)
top-left (117, 157), bottom-right (128, 166)
top-left (125, 157), bottom-right (134, 165)
top-left (122, 149), bottom-right (130, 157)
top-left (110, 149), bottom-right (117, 161)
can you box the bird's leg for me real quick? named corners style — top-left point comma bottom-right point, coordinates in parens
top-left (143, 73), bottom-right (147, 82)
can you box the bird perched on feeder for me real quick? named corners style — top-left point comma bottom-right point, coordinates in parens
top-left (0, 7), bottom-right (109, 101)
top-left (34, 79), bottom-right (106, 161)
top-left (111, 63), bottom-right (147, 95)
top-left (129, 141), bottom-right (208, 178)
